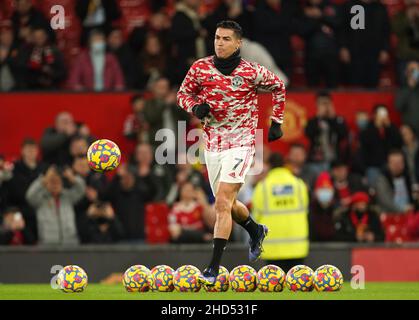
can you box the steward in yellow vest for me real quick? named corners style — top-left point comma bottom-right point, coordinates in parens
top-left (252, 164), bottom-right (309, 268)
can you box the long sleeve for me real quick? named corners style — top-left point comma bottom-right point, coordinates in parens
top-left (254, 63), bottom-right (286, 124)
top-left (177, 61), bottom-right (204, 113)
top-left (66, 176), bottom-right (86, 204)
top-left (26, 176), bottom-right (49, 208)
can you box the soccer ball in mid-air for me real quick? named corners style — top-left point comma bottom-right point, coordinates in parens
top-left (173, 265), bottom-right (201, 292)
top-left (313, 264), bottom-right (344, 292)
top-left (229, 265), bottom-right (257, 292)
top-left (286, 265), bottom-right (314, 292)
top-left (87, 139), bottom-right (121, 172)
top-left (123, 265), bottom-right (152, 292)
top-left (56, 265), bottom-right (88, 293)
top-left (150, 265), bottom-right (175, 292)
top-left (203, 266), bottom-right (230, 292)
top-left (257, 265), bottom-right (286, 292)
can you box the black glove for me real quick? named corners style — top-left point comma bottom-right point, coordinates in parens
top-left (192, 103), bottom-right (210, 119)
top-left (268, 121), bottom-right (283, 142)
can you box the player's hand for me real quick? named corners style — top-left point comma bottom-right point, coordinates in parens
top-left (192, 104), bottom-right (210, 119)
top-left (268, 121), bottom-right (283, 142)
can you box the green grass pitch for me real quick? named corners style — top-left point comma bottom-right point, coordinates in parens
top-left (1, 283), bottom-right (419, 300)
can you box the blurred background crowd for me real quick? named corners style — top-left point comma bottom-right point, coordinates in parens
top-left (1, 0), bottom-right (419, 247)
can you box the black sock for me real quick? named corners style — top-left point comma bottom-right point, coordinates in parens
top-left (208, 238), bottom-right (227, 272)
top-left (238, 215), bottom-right (260, 240)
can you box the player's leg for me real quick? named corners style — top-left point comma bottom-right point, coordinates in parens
top-left (232, 199), bottom-right (268, 262)
top-left (199, 181), bottom-right (241, 285)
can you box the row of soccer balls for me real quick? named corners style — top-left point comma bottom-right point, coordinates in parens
top-left (56, 264), bottom-right (344, 293)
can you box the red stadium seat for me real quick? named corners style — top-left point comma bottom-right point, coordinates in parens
top-left (380, 213), bottom-right (411, 243)
top-left (145, 202), bottom-right (171, 244)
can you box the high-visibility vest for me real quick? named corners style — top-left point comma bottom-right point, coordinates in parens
top-left (252, 167), bottom-right (309, 260)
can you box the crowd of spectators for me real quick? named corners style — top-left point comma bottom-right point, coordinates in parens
top-left (1, 83), bottom-right (419, 246)
top-left (2, 0), bottom-right (419, 91)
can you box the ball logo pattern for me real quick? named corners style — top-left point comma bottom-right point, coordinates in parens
top-left (313, 264), bottom-right (344, 292)
top-left (87, 139), bottom-right (121, 172)
top-left (173, 265), bottom-right (201, 292)
top-left (286, 265), bottom-right (314, 292)
top-left (56, 265), bottom-right (88, 293)
top-left (257, 265), bottom-right (286, 292)
top-left (203, 266), bottom-right (230, 292)
top-left (123, 265), bottom-right (152, 292)
top-left (150, 265), bottom-right (175, 292)
top-left (229, 265), bottom-right (257, 292)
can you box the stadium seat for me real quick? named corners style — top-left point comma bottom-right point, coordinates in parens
top-left (145, 202), bottom-right (171, 244)
top-left (380, 213), bottom-right (411, 243)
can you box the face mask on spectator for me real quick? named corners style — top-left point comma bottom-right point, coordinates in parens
top-left (91, 42), bottom-right (106, 53)
top-left (356, 119), bottom-right (369, 130)
top-left (315, 188), bottom-right (334, 205)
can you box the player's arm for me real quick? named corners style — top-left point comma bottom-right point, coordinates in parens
top-left (254, 64), bottom-right (286, 141)
top-left (176, 62), bottom-right (210, 119)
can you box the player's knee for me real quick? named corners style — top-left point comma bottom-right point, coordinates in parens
top-left (215, 196), bottom-right (232, 217)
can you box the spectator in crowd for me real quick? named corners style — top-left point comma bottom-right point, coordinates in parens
top-left (252, 0), bottom-right (300, 79)
top-left (359, 105), bottom-right (403, 185)
top-left (392, 0), bottom-right (419, 85)
top-left (335, 192), bottom-right (385, 242)
top-left (375, 150), bottom-right (415, 214)
top-left (309, 172), bottom-right (337, 242)
top-left (340, 0), bottom-right (390, 87)
top-left (105, 164), bottom-right (155, 242)
top-left (252, 152), bottom-right (309, 272)
top-left (305, 91), bottom-right (349, 175)
top-left (40, 111), bottom-right (79, 166)
top-left (5, 138), bottom-right (46, 240)
top-left (138, 33), bottom-right (171, 89)
top-left (330, 160), bottom-right (367, 208)
top-left (285, 143), bottom-right (316, 188)
top-left (351, 110), bottom-right (371, 175)
top-left (123, 94), bottom-right (149, 144)
top-left (84, 201), bottom-right (124, 244)
top-left (17, 27), bottom-right (66, 90)
top-left (26, 166), bottom-right (85, 245)
top-left (0, 207), bottom-right (35, 245)
top-left (143, 77), bottom-right (191, 151)
top-left (300, 0), bottom-right (341, 88)
top-left (170, 0), bottom-right (207, 84)
top-left (203, 0), bottom-right (253, 53)
top-left (400, 124), bottom-right (419, 184)
top-left (69, 135), bottom-right (89, 166)
top-left (396, 61), bottom-right (419, 135)
top-left (168, 182), bottom-right (213, 243)
top-left (72, 155), bottom-right (107, 243)
top-left (67, 29), bottom-right (125, 91)
top-left (0, 27), bottom-right (18, 91)
top-left (166, 155), bottom-right (212, 206)
top-left (75, 0), bottom-right (121, 47)
top-left (131, 143), bottom-right (173, 202)
top-left (107, 27), bottom-right (139, 89)
top-left (11, 0), bottom-right (55, 45)
top-left (128, 11), bottom-right (172, 55)
top-left (0, 155), bottom-right (13, 213)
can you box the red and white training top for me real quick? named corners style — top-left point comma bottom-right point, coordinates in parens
top-left (177, 55), bottom-right (286, 152)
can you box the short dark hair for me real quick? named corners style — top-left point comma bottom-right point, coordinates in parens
top-left (21, 137), bottom-right (37, 147)
top-left (269, 152), bottom-right (284, 169)
top-left (317, 90), bottom-right (331, 99)
top-left (216, 20), bottom-right (243, 39)
top-left (131, 94), bottom-right (144, 104)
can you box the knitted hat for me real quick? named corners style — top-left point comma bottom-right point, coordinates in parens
top-left (314, 172), bottom-right (333, 190)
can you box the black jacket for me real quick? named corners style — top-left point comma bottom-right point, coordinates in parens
top-left (105, 174), bottom-right (156, 240)
top-left (359, 122), bottom-right (403, 168)
top-left (339, 0), bottom-right (390, 54)
top-left (305, 115), bottom-right (349, 163)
